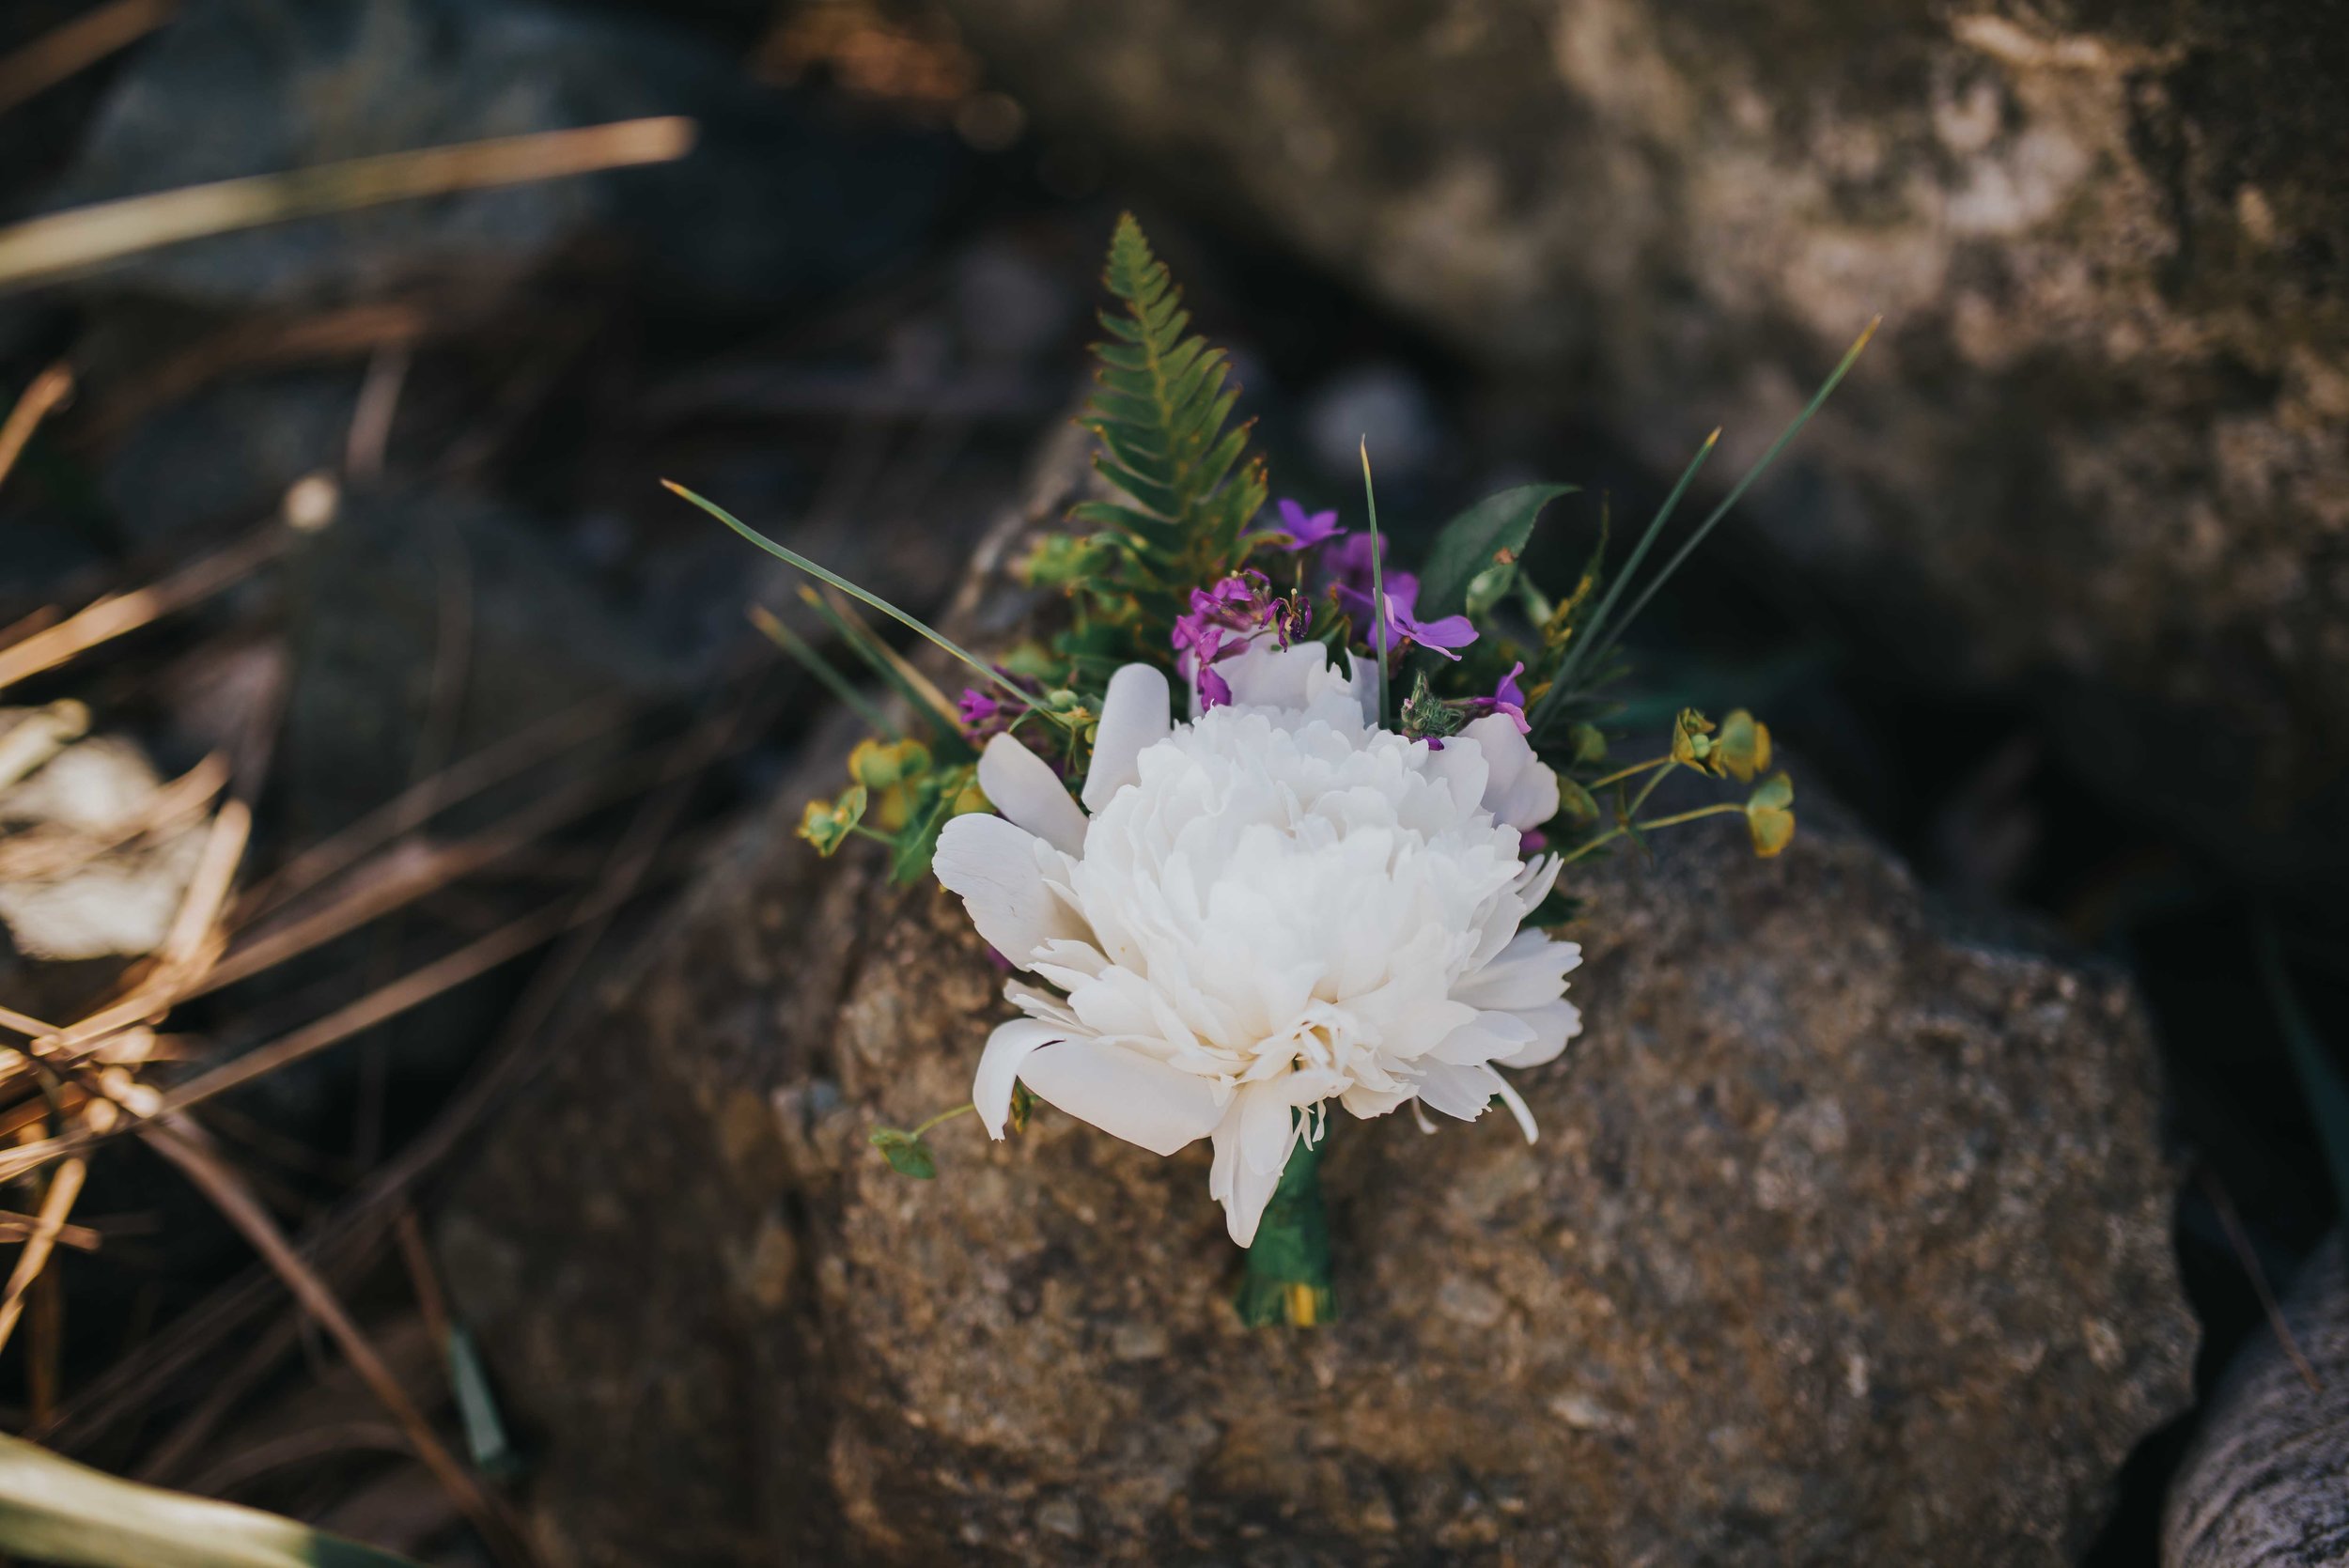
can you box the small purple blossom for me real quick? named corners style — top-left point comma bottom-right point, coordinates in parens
top-left (957, 687), bottom-right (1012, 740)
top-left (1323, 534), bottom-right (1476, 660)
top-left (957, 668), bottom-right (1042, 742)
top-left (1247, 497), bottom-right (1346, 552)
top-left (1174, 569), bottom-right (1313, 710)
top-left (1462, 661), bottom-right (1531, 733)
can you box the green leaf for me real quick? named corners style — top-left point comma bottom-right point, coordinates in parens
top-left (1416, 484), bottom-right (1577, 623)
top-left (868, 1127), bottom-right (938, 1179)
top-left (445, 1325), bottom-right (523, 1482)
top-left (0, 1432), bottom-right (426, 1568)
top-left (1075, 214), bottom-right (1268, 644)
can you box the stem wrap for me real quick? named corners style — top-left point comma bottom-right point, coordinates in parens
top-left (1235, 1126), bottom-right (1334, 1327)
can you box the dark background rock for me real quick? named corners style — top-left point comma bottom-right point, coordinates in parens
top-left (2164, 1234), bottom-right (2349, 1568)
top-left (924, 0), bottom-right (2349, 893)
top-left (41, 0), bottom-right (965, 311)
top-left (441, 472), bottom-right (2195, 1564)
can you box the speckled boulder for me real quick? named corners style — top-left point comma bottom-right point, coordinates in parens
top-left (929, 0), bottom-right (2349, 890)
top-left (438, 457), bottom-right (2195, 1565)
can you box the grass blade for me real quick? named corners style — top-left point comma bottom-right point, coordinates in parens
top-left (1359, 440), bottom-right (1390, 726)
top-left (0, 118), bottom-right (695, 294)
top-left (0, 1431), bottom-right (427, 1568)
top-left (1548, 432), bottom-right (1719, 704)
top-left (1574, 318), bottom-right (1878, 683)
top-left (747, 604), bottom-right (897, 737)
top-left (665, 481), bottom-right (1042, 715)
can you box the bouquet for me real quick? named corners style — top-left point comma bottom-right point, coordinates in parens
top-left (670, 216), bottom-right (1868, 1326)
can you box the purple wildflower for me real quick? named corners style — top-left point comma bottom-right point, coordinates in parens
top-left (957, 667), bottom-right (1042, 742)
top-left (1246, 497), bottom-right (1346, 552)
top-left (1173, 569), bottom-right (1313, 709)
top-left (1328, 536), bottom-right (1476, 661)
top-left (1462, 661), bottom-right (1531, 733)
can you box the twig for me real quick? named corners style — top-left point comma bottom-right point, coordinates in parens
top-left (0, 1157), bottom-right (86, 1357)
top-left (0, 363), bottom-right (73, 492)
top-left (132, 1308), bottom-right (304, 1483)
top-left (0, 1210), bottom-right (100, 1250)
top-left (36, 685), bottom-right (748, 1452)
top-left (2200, 1165), bottom-right (2322, 1394)
top-left (0, 0), bottom-right (176, 115)
top-left (0, 751), bottom-right (227, 882)
top-left (143, 1120), bottom-right (537, 1567)
top-left (0, 116), bottom-right (697, 293)
top-left (0, 524), bottom-right (288, 693)
top-left (85, 303), bottom-right (427, 444)
top-left (197, 758), bottom-right (661, 997)
top-left (345, 340), bottom-right (413, 481)
top-left (179, 1420), bottom-right (412, 1498)
top-left (234, 693), bottom-right (631, 926)
top-left (162, 901), bottom-right (574, 1121)
top-left (0, 901), bottom-right (570, 1184)
top-left (394, 1208), bottom-right (451, 1350)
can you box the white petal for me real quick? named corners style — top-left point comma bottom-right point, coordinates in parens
top-left (1428, 1011), bottom-right (1538, 1065)
top-left (1454, 928), bottom-right (1577, 1011)
top-left (1492, 1074), bottom-right (1539, 1143)
top-left (1346, 653), bottom-right (1381, 725)
top-left (1211, 640), bottom-right (1360, 716)
top-left (932, 814), bottom-right (1080, 967)
top-left (1462, 713), bottom-right (1560, 831)
top-left (1415, 1060), bottom-right (1501, 1122)
top-left (1209, 1091), bottom-right (1299, 1248)
top-left (1339, 1081), bottom-right (1417, 1119)
top-left (1018, 1040), bottom-right (1224, 1157)
top-left (972, 1017), bottom-right (1069, 1139)
top-left (1239, 1079), bottom-right (1299, 1172)
top-left (1081, 664), bottom-right (1172, 813)
top-left (978, 733), bottom-right (1088, 855)
top-left (1495, 999), bottom-right (1582, 1068)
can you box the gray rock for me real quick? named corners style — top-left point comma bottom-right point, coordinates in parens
top-left (927, 0), bottom-right (2349, 890)
top-left (439, 440), bottom-right (2194, 1565)
top-left (2165, 1234), bottom-right (2349, 1567)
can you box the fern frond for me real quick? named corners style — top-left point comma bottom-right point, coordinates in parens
top-left (1076, 215), bottom-right (1268, 633)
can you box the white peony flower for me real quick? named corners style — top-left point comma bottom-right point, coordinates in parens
top-left (932, 639), bottom-right (1581, 1246)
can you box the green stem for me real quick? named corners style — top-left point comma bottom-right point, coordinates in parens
top-left (1360, 440), bottom-right (1391, 728)
top-left (1558, 800), bottom-right (1743, 863)
top-left (909, 1102), bottom-right (976, 1141)
top-left (1557, 825), bottom-right (1626, 864)
top-left (1636, 801), bottom-right (1745, 830)
top-left (1236, 1125), bottom-right (1334, 1327)
top-left (1586, 753), bottom-right (1673, 790)
top-left (1622, 758), bottom-right (1682, 821)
